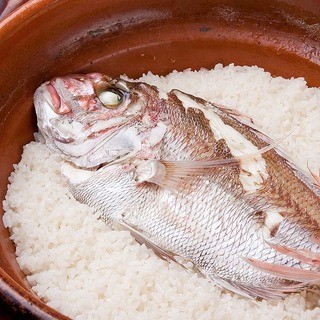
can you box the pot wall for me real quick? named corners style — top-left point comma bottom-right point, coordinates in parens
top-left (0, 0), bottom-right (319, 318)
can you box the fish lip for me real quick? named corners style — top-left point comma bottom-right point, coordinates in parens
top-left (45, 83), bottom-right (63, 114)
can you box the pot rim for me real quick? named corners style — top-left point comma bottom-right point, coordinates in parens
top-left (0, 2), bottom-right (71, 318)
top-left (1, 0), bottom-right (319, 318)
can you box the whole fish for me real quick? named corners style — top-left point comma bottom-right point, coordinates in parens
top-left (34, 73), bottom-right (320, 300)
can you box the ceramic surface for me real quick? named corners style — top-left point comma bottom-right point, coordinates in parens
top-left (0, 0), bottom-right (319, 318)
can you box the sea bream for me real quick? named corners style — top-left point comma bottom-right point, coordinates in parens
top-left (34, 73), bottom-right (320, 300)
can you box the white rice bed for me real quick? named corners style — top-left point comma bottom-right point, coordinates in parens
top-left (3, 64), bottom-right (320, 319)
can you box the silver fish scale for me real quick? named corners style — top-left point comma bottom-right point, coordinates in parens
top-left (69, 162), bottom-right (296, 289)
top-left (135, 179), bottom-right (299, 288)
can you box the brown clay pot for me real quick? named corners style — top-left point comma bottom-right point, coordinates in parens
top-left (0, 0), bottom-right (319, 318)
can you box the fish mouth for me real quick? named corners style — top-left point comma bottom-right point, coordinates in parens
top-left (45, 83), bottom-right (63, 114)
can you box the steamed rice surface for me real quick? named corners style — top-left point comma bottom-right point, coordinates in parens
top-left (3, 64), bottom-right (320, 320)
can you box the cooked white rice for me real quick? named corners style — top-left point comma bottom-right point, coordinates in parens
top-left (3, 64), bottom-right (320, 319)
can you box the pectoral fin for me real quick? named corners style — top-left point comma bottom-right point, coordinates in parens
top-left (134, 159), bottom-right (195, 193)
top-left (133, 133), bottom-right (286, 193)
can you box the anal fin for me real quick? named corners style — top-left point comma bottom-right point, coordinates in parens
top-left (243, 257), bottom-right (320, 282)
top-left (267, 241), bottom-right (320, 268)
top-left (209, 275), bottom-right (307, 300)
top-left (118, 220), bottom-right (182, 266)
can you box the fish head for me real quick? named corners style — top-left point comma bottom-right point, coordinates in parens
top-left (34, 73), bottom-right (166, 168)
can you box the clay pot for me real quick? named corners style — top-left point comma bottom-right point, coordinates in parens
top-left (0, 0), bottom-right (319, 318)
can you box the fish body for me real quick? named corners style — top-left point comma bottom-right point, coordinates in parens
top-left (34, 73), bottom-right (320, 299)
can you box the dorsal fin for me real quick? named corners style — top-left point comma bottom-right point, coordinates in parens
top-left (308, 163), bottom-right (320, 188)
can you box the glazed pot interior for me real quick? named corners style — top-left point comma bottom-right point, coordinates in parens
top-left (0, 0), bottom-right (320, 318)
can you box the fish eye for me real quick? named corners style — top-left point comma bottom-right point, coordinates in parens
top-left (98, 88), bottom-right (123, 108)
